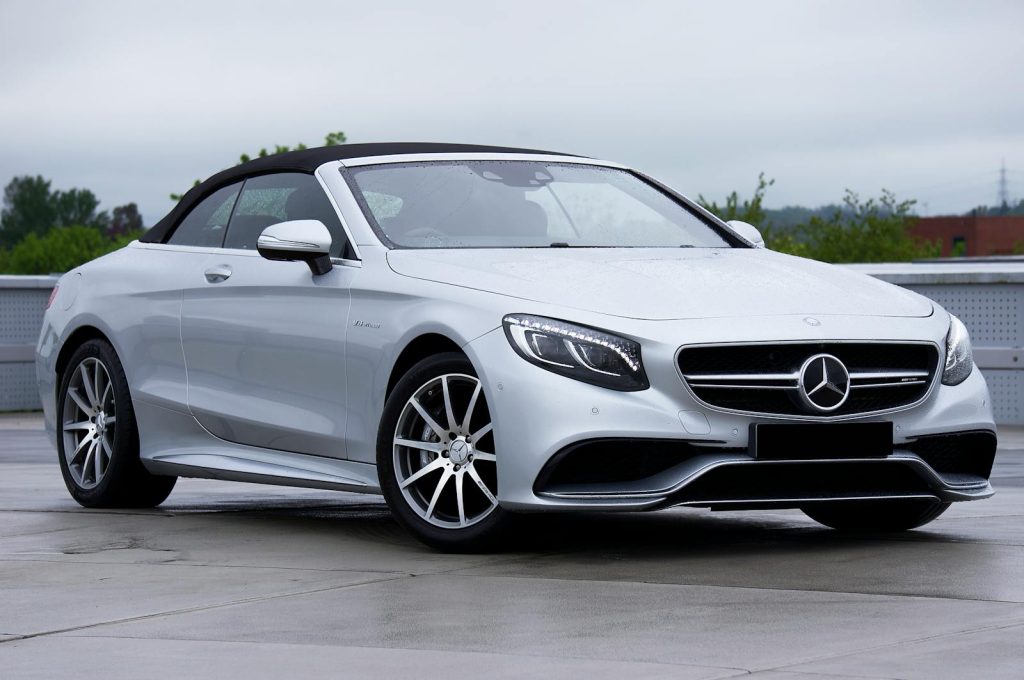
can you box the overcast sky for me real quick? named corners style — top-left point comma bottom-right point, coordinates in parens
top-left (1, 0), bottom-right (1022, 225)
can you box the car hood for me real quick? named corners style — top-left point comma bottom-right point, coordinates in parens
top-left (386, 248), bottom-right (933, 321)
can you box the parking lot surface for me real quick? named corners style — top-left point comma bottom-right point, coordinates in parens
top-left (1, 413), bottom-right (1022, 679)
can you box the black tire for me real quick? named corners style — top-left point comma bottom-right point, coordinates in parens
top-left (377, 352), bottom-right (513, 552)
top-left (56, 339), bottom-right (176, 508)
top-left (802, 499), bottom-right (950, 532)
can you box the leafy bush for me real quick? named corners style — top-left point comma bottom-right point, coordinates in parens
top-left (0, 225), bottom-right (140, 275)
top-left (699, 176), bottom-right (940, 263)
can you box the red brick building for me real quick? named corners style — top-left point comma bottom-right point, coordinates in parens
top-left (910, 215), bottom-right (1024, 257)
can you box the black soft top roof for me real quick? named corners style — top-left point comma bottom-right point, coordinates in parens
top-left (141, 142), bottom-right (577, 243)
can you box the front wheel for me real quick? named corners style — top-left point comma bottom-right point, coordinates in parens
top-left (802, 499), bottom-right (950, 532)
top-left (377, 353), bottom-right (512, 551)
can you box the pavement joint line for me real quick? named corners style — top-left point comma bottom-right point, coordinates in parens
top-left (435, 571), bottom-right (1024, 605)
top-left (28, 632), bottom-right (758, 678)
top-left (0, 572), bottom-right (414, 646)
top-left (0, 557), bottom-right (412, 575)
top-left (749, 669), bottom-right (900, 680)
top-left (752, 617), bottom-right (1024, 676)
top-left (0, 505), bottom-right (386, 517)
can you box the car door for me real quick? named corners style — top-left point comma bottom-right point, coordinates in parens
top-left (179, 172), bottom-right (357, 459)
top-left (116, 181), bottom-right (243, 414)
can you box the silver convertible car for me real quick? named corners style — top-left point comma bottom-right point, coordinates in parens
top-left (36, 143), bottom-right (997, 550)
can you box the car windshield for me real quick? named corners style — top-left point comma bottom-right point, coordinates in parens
top-left (347, 161), bottom-right (733, 249)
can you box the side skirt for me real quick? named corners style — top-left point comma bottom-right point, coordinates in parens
top-left (134, 398), bottom-right (380, 494)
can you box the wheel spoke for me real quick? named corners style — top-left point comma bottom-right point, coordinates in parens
top-left (104, 415), bottom-right (116, 426)
top-left (68, 388), bottom-right (91, 415)
top-left (468, 466), bottom-right (497, 506)
top-left (461, 382), bottom-right (481, 433)
top-left (93, 361), bottom-right (104, 407)
top-left (441, 376), bottom-right (457, 432)
top-left (67, 433), bottom-right (91, 465)
top-left (79, 364), bottom-right (97, 408)
top-left (81, 440), bottom-right (97, 479)
top-left (399, 457), bottom-right (445, 489)
top-left (394, 438), bottom-right (444, 454)
top-left (63, 420), bottom-right (92, 432)
top-left (410, 397), bottom-right (447, 439)
top-left (455, 470), bottom-right (467, 526)
top-left (92, 440), bottom-right (104, 480)
top-left (425, 468), bottom-right (453, 519)
top-left (471, 422), bottom-right (493, 442)
top-left (101, 382), bottom-right (113, 409)
top-left (101, 435), bottom-right (113, 461)
top-left (472, 451), bottom-right (496, 462)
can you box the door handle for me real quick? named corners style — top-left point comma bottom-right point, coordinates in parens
top-left (204, 265), bottom-right (232, 283)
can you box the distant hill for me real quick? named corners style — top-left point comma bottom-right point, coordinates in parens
top-left (762, 204), bottom-right (849, 230)
top-left (962, 200), bottom-right (1024, 217)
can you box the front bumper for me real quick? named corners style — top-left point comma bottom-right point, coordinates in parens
top-left (464, 318), bottom-right (996, 512)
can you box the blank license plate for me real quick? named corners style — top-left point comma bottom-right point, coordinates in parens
top-left (750, 422), bottom-right (893, 460)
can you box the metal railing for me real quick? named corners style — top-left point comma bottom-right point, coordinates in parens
top-left (2, 261), bottom-right (1022, 423)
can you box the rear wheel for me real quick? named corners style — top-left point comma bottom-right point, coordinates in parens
top-left (377, 353), bottom-right (511, 551)
top-left (57, 339), bottom-right (176, 508)
top-left (802, 499), bottom-right (950, 532)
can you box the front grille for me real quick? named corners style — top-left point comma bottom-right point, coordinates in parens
top-left (678, 460), bottom-right (934, 504)
top-left (678, 342), bottom-right (940, 417)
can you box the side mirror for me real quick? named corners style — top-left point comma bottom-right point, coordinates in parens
top-left (726, 220), bottom-right (765, 248)
top-left (257, 220), bottom-right (333, 275)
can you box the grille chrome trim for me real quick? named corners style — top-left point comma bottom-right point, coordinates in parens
top-left (675, 340), bottom-right (942, 421)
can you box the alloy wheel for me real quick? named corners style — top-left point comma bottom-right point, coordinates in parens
top-left (393, 373), bottom-right (498, 528)
top-left (62, 357), bottom-right (116, 489)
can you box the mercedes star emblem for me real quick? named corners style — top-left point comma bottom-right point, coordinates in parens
top-left (798, 353), bottom-right (850, 412)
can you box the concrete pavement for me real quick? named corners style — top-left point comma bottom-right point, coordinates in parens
top-left (1, 413), bottom-right (1022, 679)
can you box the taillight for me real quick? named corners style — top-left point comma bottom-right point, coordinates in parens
top-left (46, 285), bottom-right (59, 309)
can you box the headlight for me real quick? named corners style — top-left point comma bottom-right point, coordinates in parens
top-left (942, 315), bottom-right (973, 386)
top-left (502, 314), bottom-right (649, 391)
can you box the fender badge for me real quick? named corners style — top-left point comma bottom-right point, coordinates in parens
top-left (803, 317), bottom-right (821, 327)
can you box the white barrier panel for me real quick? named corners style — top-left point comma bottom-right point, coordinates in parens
top-left (0, 276), bottom-right (58, 411)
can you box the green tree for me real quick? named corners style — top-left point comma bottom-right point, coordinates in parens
top-left (171, 130), bottom-right (347, 201)
top-left (698, 174), bottom-right (804, 254)
top-left (1, 176), bottom-right (57, 248)
top-left (52, 187), bottom-right (108, 231)
top-left (1, 225), bottom-right (140, 275)
top-left (700, 177), bottom-right (939, 263)
top-left (797, 190), bottom-right (939, 263)
top-left (1, 176), bottom-right (110, 247)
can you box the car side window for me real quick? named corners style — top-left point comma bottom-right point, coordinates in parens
top-left (223, 173), bottom-right (352, 258)
top-left (166, 182), bottom-right (242, 247)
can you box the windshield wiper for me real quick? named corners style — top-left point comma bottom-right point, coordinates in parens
top-left (549, 242), bottom-right (572, 248)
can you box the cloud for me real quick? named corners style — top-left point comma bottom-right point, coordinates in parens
top-left (1, 0), bottom-right (1022, 223)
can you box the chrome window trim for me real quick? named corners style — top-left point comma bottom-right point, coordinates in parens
top-left (337, 152), bottom-right (628, 169)
top-left (130, 241), bottom-right (362, 268)
top-left (130, 241), bottom-right (243, 256)
top-left (674, 339), bottom-right (944, 422)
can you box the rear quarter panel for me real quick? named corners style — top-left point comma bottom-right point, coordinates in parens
top-left (37, 243), bottom-right (191, 442)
